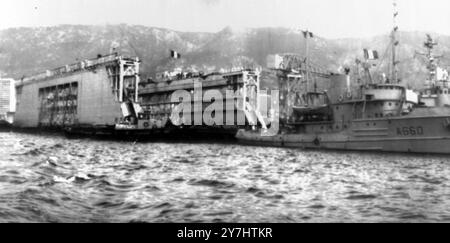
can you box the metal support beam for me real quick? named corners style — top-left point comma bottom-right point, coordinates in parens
top-left (119, 58), bottom-right (124, 102)
top-left (134, 57), bottom-right (140, 103)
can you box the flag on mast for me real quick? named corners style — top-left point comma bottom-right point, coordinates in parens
top-left (363, 49), bottom-right (379, 60)
top-left (170, 50), bottom-right (181, 59)
top-left (302, 31), bottom-right (313, 38)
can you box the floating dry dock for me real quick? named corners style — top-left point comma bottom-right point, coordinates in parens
top-left (14, 54), bottom-right (142, 133)
top-left (138, 69), bottom-right (263, 135)
top-left (12, 53), bottom-right (264, 135)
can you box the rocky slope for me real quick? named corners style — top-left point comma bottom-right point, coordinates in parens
top-left (1, 24), bottom-right (450, 89)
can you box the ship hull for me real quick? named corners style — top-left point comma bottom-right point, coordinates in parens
top-left (236, 115), bottom-right (450, 154)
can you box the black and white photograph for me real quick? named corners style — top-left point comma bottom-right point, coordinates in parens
top-left (1, 0), bottom-right (450, 229)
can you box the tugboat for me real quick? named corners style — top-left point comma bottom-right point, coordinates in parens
top-left (236, 0), bottom-right (450, 154)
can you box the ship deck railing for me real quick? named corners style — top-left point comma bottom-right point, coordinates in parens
top-left (17, 53), bottom-right (135, 86)
top-left (286, 120), bottom-right (334, 125)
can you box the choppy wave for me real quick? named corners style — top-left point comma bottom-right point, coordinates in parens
top-left (1, 132), bottom-right (450, 222)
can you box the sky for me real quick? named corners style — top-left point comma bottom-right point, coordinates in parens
top-left (1, 0), bottom-right (450, 38)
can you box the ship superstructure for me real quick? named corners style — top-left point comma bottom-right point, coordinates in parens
top-left (415, 34), bottom-right (450, 107)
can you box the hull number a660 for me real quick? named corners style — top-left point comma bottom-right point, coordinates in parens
top-left (396, 126), bottom-right (423, 136)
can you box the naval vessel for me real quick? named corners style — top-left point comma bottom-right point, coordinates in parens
top-left (416, 34), bottom-right (450, 107)
top-left (236, 3), bottom-right (450, 154)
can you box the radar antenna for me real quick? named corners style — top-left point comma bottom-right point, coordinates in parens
top-left (414, 34), bottom-right (444, 85)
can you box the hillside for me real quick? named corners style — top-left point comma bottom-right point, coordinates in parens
top-left (1, 25), bottom-right (450, 89)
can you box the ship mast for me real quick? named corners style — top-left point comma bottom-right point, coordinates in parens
top-left (302, 30), bottom-right (314, 93)
top-left (424, 35), bottom-right (438, 83)
top-left (415, 34), bottom-right (442, 86)
top-left (391, 0), bottom-right (400, 83)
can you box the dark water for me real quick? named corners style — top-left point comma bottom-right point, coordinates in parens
top-left (1, 131), bottom-right (450, 223)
